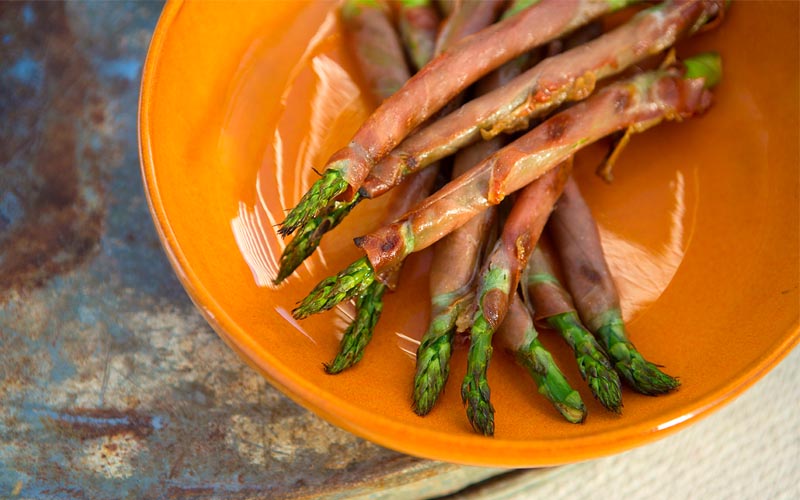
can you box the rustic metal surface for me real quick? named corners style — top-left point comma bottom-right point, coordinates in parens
top-left (0, 2), bottom-right (507, 497)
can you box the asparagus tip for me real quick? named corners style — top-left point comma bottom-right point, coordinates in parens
top-left (616, 356), bottom-right (681, 395)
top-left (279, 169), bottom-right (349, 237)
top-left (412, 331), bottom-right (454, 416)
top-left (323, 357), bottom-right (355, 375)
top-left (545, 313), bottom-right (622, 414)
top-left (576, 350), bottom-right (624, 413)
top-left (600, 324), bottom-right (681, 395)
top-left (323, 280), bottom-right (385, 373)
top-left (461, 376), bottom-right (495, 436)
top-left (586, 370), bottom-right (623, 414)
top-left (292, 257), bottom-right (375, 319)
top-left (462, 315), bottom-right (496, 435)
top-left (276, 198), bottom-right (360, 283)
top-left (412, 386), bottom-right (442, 417)
top-left (683, 52), bottom-right (722, 89)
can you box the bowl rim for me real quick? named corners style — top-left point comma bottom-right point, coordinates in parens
top-left (138, 0), bottom-right (800, 467)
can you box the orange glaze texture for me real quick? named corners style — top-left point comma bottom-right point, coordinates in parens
top-left (140, 1), bottom-right (799, 466)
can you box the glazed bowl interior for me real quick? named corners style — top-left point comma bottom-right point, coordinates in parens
top-left (140, 1), bottom-right (799, 466)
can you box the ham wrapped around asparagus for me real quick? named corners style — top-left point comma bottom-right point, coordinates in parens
top-left (414, 13), bottom-right (604, 419)
top-left (496, 294), bottom-right (587, 424)
top-left (293, 55), bottom-right (719, 320)
top-left (397, 0), bottom-right (440, 72)
top-left (548, 177), bottom-right (680, 394)
top-left (361, 0), bottom-right (725, 199)
top-left (412, 135), bottom-right (502, 415)
top-left (279, 0), bottom-right (639, 236)
top-left (278, 0), bottom-right (726, 283)
top-left (276, 0), bottom-right (502, 283)
top-left (325, 0), bottom-right (503, 373)
top-left (341, 0), bottom-right (409, 105)
top-left (433, 0), bottom-right (506, 57)
top-left (525, 238), bottom-right (622, 412)
top-left (357, 61), bottom-right (715, 279)
top-left (322, 0), bottom-right (440, 373)
top-left (462, 160), bottom-right (570, 435)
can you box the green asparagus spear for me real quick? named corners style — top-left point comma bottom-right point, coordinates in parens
top-left (462, 312), bottom-right (497, 435)
top-left (275, 199), bottom-right (358, 283)
top-left (547, 312), bottom-right (622, 411)
top-left (548, 177), bottom-right (682, 395)
top-left (501, 300), bottom-right (587, 423)
top-left (526, 243), bottom-right (622, 412)
top-left (293, 257), bottom-right (374, 319)
top-left (296, 55), bottom-right (720, 319)
top-left (319, 0), bottom-right (441, 372)
top-left (324, 280), bottom-right (386, 373)
top-left (398, 0), bottom-right (439, 72)
top-left (279, 0), bottom-right (638, 237)
top-left (595, 310), bottom-right (680, 395)
top-left (413, 300), bottom-right (461, 415)
top-left (411, 137), bottom-right (499, 416)
top-left (414, 0), bottom-right (531, 415)
top-left (462, 161), bottom-right (569, 436)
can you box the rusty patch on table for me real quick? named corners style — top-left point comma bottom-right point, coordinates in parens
top-left (0, 2), bottom-right (106, 297)
top-left (43, 407), bottom-right (159, 440)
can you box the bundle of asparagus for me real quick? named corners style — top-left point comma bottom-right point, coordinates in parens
top-left (278, 0), bottom-right (726, 436)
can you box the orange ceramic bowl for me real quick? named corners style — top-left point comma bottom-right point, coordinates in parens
top-left (140, 1), bottom-right (799, 466)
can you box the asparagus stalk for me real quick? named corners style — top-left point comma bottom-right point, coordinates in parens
top-left (341, 0), bottom-right (410, 105)
top-left (316, 0), bottom-right (441, 372)
top-left (413, 0), bottom-right (536, 415)
top-left (412, 139), bottom-right (503, 417)
top-left (462, 160), bottom-right (571, 436)
top-left (283, 0), bottom-right (725, 280)
top-left (525, 241), bottom-right (622, 412)
top-left (496, 294), bottom-right (587, 424)
top-left (434, 0), bottom-right (506, 56)
top-left (279, 0), bottom-right (638, 236)
top-left (295, 55), bottom-right (719, 318)
top-left (397, 0), bottom-right (440, 72)
top-left (355, 59), bottom-right (718, 278)
top-left (325, 280), bottom-right (386, 373)
top-left (360, 0), bottom-right (725, 199)
top-left (276, 0), bottom-right (492, 282)
top-left (548, 177), bottom-right (681, 394)
top-left (275, 0), bottom-right (407, 283)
